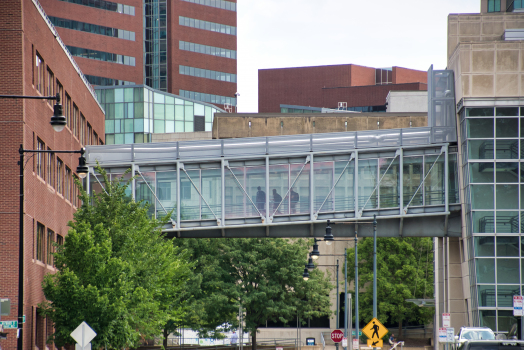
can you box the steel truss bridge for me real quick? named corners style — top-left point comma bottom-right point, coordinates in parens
top-left (85, 126), bottom-right (461, 238)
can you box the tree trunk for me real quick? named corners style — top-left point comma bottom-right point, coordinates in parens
top-left (252, 328), bottom-right (257, 350)
top-left (398, 320), bottom-right (403, 338)
top-left (163, 326), bottom-right (169, 349)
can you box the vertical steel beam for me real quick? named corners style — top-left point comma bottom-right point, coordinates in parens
top-left (176, 162), bottom-right (181, 230)
top-left (310, 153), bottom-right (315, 221)
top-left (373, 215), bottom-right (377, 319)
top-left (355, 233), bottom-right (359, 346)
top-left (354, 151), bottom-right (359, 217)
top-left (399, 148), bottom-right (404, 215)
top-left (131, 163), bottom-right (136, 200)
top-left (221, 159), bottom-right (226, 227)
top-left (266, 155), bottom-right (270, 223)
top-left (445, 144), bottom-right (449, 214)
top-left (434, 237), bottom-right (439, 350)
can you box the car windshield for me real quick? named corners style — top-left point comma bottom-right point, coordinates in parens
top-left (463, 331), bottom-right (495, 340)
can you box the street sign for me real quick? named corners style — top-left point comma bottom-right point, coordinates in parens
top-left (353, 338), bottom-right (359, 350)
top-left (0, 321), bottom-right (18, 329)
top-left (331, 329), bottom-right (344, 343)
top-left (363, 318), bottom-right (388, 341)
top-left (352, 331), bottom-right (363, 336)
top-left (367, 339), bottom-right (383, 348)
top-left (514, 296), bottom-right (523, 316)
top-left (446, 328), bottom-right (455, 343)
top-left (71, 321), bottom-right (96, 350)
top-left (438, 328), bottom-right (447, 343)
top-left (342, 337), bottom-right (347, 347)
top-left (442, 313), bottom-right (450, 328)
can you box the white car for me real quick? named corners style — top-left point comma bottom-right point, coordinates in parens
top-left (454, 327), bottom-right (495, 348)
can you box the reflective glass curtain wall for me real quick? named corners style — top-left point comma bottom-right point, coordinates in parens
top-left (96, 85), bottom-right (222, 144)
top-left (144, 0), bottom-right (167, 91)
top-left (461, 106), bottom-right (524, 334)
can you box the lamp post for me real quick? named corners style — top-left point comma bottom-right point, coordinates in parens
top-left (17, 146), bottom-right (87, 350)
top-left (2, 91), bottom-right (82, 350)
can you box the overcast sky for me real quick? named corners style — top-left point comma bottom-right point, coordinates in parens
top-left (236, 0), bottom-right (480, 113)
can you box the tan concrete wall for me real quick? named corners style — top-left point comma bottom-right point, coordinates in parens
top-left (152, 131), bottom-right (212, 142)
top-left (448, 40), bottom-right (524, 104)
top-left (448, 11), bottom-right (524, 61)
top-left (212, 113), bottom-right (428, 139)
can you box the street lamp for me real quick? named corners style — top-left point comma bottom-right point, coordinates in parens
top-left (302, 265), bottom-right (310, 281)
top-left (311, 239), bottom-right (321, 260)
top-left (0, 93), bottom-right (66, 132)
top-left (324, 221), bottom-right (334, 245)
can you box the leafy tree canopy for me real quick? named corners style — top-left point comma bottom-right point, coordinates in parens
top-left (181, 237), bottom-right (334, 350)
top-left (347, 237), bottom-right (434, 337)
top-left (41, 168), bottom-right (191, 349)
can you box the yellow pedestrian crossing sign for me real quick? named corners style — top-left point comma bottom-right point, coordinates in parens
top-left (363, 318), bottom-right (388, 340)
top-left (367, 339), bottom-right (384, 348)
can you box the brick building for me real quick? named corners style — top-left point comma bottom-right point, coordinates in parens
top-left (38, 0), bottom-right (238, 108)
top-left (258, 64), bottom-right (427, 113)
top-left (0, 0), bottom-right (105, 349)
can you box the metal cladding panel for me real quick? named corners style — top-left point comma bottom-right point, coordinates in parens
top-left (401, 127), bottom-right (431, 146)
top-left (312, 132), bottom-right (356, 152)
top-left (87, 144), bottom-right (133, 164)
top-left (267, 134), bottom-right (311, 154)
top-left (178, 139), bottom-right (223, 160)
top-left (133, 143), bottom-right (178, 162)
top-left (223, 137), bottom-right (267, 157)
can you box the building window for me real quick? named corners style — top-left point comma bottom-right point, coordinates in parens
top-left (46, 229), bottom-right (54, 265)
top-left (49, 16), bottom-right (136, 41)
top-left (93, 131), bottom-right (99, 145)
top-left (87, 123), bottom-right (93, 145)
top-left (67, 45), bottom-right (136, 66)
top-left (179, 65), bottom-right (237, 83)
top-left (65, 166), bottom-right (72, 202)
top-left (65, 93), bottom-right (71, 130)
top-left (36, 138), bottom-right (45, 179)
top-left (488, 0), bottom-right (501, 12)
top-left (46, 68), bottom-right (55, 105)
top-left (179, 16), bottom-right (237, 36)
top-left (35, 53), bottom-right (44, 94)
top-left (36, 223), bottom-right (45, 262)
top-left (57, 0), bottom-right (135, 15)
top-left (57, 158), bottom-right (63, 195)
top-left (80, 113), bottom-right (86, 145)
top-left (73, 104), bottom-right (79, 139)
top-left (179, 40), bottom-right (236, 59)
top-left (46, 148), bottom-right (54, 188)
top-left (180, 89), bottom-right (237, 106)
top-left (181, 0), bottom-right (236, 11)
top-left (85, 75), bottom-right (134, 86)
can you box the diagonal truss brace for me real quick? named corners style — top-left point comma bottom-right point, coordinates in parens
top-left (271, 156), bottom-right (310, 217)
top-left (403, 146), bottom-right (445, 215)
top-left (179, 163), bottom-right (221, 225)
top-left (224, 160), bottom-right (265, 222)
top-left (358, 149), bottom-right (401, 218)
top-left (314, 153), bottom-right (355, 219)
top-left (89, 169), bottom-right (109, 195)
top-left (136, 168), bottom-right (175, 226)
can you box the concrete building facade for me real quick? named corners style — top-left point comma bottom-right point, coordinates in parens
top-left (38, 0), bottom-right (238, 108)
top-left (0, 1), bottom-right (106, 350)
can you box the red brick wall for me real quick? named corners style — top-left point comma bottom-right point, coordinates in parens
top-left (392, 66), bottom-right (428, 84)
top-left (0, 1), bottom-right (105, 349)
top-left (168, 0), bottom-right (237, 105)
top-left (259, 65), bottom-right (427, 113)
top-left (321, 83), bottom-right (428, 109)
top-left (39, 0), bottom-right (144, 84)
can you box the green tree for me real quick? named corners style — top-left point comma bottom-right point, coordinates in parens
top-left (41, 169), bottom-right (191, 349)
top-left (183, 238), bottom-right (333, 350)
top-left (347, 237), bottom-right (434, 337)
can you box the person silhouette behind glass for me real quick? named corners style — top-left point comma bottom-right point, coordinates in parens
top-left (256, 186), bottom-right (266, 213)
top-left (272, 189), bottom-right (282, 214)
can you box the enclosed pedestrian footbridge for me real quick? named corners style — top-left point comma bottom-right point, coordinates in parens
top-left (85, 125), bottom-right (461, 238)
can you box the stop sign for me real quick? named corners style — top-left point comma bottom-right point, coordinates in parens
top-left (331, 329), bottom-right (344, 343)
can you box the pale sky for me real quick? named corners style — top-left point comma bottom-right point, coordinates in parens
top-left (236, 0), bottom-right (480, 113)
